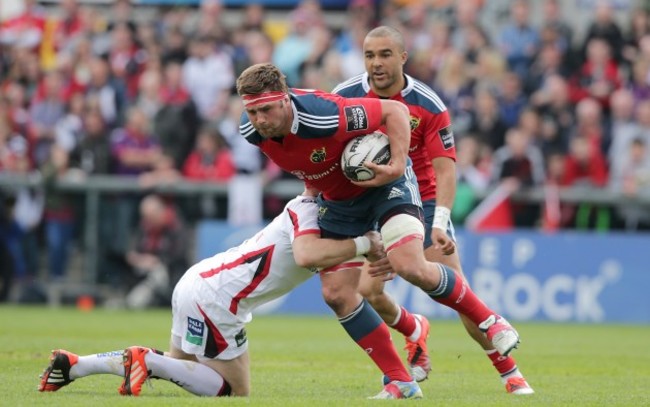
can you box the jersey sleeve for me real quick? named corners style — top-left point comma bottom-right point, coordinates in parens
top-left (423, 109), bottom-right (456, 161)
top-left (335, 96), bottom-right (383, 140)
top-left (284, 196), bottom-right (321, 244)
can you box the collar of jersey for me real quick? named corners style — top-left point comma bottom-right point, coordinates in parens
top-left (362, 72), bottom-right (415, 98)
top-left (290, 98), bottom-right (300, 134)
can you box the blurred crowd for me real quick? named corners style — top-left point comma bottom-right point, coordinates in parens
top-left (1, 0), bottom-right (650, 303)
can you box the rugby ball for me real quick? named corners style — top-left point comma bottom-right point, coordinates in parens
top-left (341, 131), bottom-right (391, 181)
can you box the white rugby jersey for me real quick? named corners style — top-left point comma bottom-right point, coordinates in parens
top-left (187, 195), bottom-right (320, 321)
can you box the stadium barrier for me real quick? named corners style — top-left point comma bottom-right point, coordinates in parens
top-left (2, 172), bottom-right (650, 320)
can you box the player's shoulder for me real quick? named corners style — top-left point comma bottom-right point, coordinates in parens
top-left (284, 195), bottom-right (319, 213)
top-left (332, 73), bottom-right (368, 97)
top-left (282, 195), bottom-right (319, 226)
top-left (402, 74), bottom-right (448, 115)
top-left (238, 111), bottom-right (263, 145)
top-left (290, 89), bottom-right (342, 137)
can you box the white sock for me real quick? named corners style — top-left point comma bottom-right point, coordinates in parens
top-left (500, 368), bottom-right (523, 384)
top-left (69, 351), bottom-right (124, 379)
top-left (408, 316), bottom-right (422, 342)
top-left (145, 351), bottom-right (228, 396)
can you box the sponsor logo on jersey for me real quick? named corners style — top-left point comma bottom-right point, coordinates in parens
top-left (409, 115), bottom-right (421, 131)
top-left (439, 126), bottom-right (454, 150)
top-left (235, 328), bottom-right (248, 347)
top-left (185, 317), bottom-right (204, 346)
top-left (310, 147), bottom-right (326, 163)
top-left (344, 105), bottom-right (368, 131)
top-left (290, 163), bottom-right (339, 181)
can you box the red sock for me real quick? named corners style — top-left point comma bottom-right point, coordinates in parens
top-left (357, 324), bottom-right (412, 382)
top-left (340, 300), bottom-right (412, 383)
top-left (427, 264), bottom-right (493, 325)
top-left (391, 306), bottom-right (417, 338)
top-left (487, 350), bottom-right (517, 377)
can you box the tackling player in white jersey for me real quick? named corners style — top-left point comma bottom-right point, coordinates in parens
top-left (38, 193), bottom-right (387, 397)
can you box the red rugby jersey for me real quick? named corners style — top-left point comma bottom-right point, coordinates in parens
top-left (240, 89), bottom-right (385, 200)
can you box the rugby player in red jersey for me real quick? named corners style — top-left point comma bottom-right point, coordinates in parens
top-left (236, 62), bottom-right (524, 399)
top-left (333, 26), bottom-right (533, 395)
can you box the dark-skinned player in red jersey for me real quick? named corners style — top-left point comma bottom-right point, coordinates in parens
top-left (333, 26), bottom-right (533, 395)
top-left (236, 62), bottom-right (521, 399)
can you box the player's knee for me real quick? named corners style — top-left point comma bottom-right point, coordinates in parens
top-left (321, 284), bottom-right (357, 315)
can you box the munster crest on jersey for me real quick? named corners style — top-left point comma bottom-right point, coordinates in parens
top-left (310, 147), bottom-right (326, 163)
top-left (410, 115), bottom-right (421, 131)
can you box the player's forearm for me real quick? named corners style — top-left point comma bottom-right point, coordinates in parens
top-left (432, 157), bottom-right (457, 231)
top-left (294, 239), bottom-right (353, 269)
top-left (293, 235), bottom-right (368, 269)
top-left (433, 158), bottom-right (457, 210)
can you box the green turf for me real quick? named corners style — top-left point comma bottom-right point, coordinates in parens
top-left (1, 305), bottom-right (649, 406)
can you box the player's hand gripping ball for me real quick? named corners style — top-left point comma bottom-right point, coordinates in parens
top-left (341, 131), bottom-right (391, 181)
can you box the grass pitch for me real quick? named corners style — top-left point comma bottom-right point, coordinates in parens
top-left (1, 305), bottom-right (649, 406)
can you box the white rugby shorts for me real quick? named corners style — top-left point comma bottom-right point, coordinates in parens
top-left (171, 271), bottom-right (250, 361)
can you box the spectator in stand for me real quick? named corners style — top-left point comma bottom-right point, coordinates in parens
top-left (609, 138), bottom-right (650, 230)
top-left (622, 8), bottom-right (650, 67)
top-left (108, 106), bottom-right (161, 267)
top-left (608, 88), bottom-right (640, 174)
top-left (182, 126), bottom-right (235, 219)
top-left (182, 126), bottom-right (235, 182)
top-left (468, 86), bottom-right (508, 153)
top-left (471, 48), bottom-right (508, 93)
top-left (628, 58), bottom-right (650, 104)
top-left (432, 50), bottom-right (474, 135)
top-left (28, 70), bottom-right (66, 167)
top-left (569, 38), bottom-right (622, 111)
top-left (52, 0), bottom-right (83, 54)
top-left (70, 108), bottom-right (112, 175)
top-left (0, 0), bottom-right (46, 51)
top-left (134, 68), bottom-right (162, 121)
top-left (2, 82), bottom-right (31, 138)
top-left (498, 71), bottom-right (528, 129)
top-left (562, 136), bottom-right (610, 230)
top-left (530, 74), bottom-right (574, 155)
top-left (609, 101), bottom-right (650, 172)
top-left (110, 106), bottom-right (161, 176)
top-left (524, 42), bottom-right (568, 96)
top-left (571, 97), bottom-right (609, 158)
top-left (496, 0), bottom-right (539, 81)
top-left (123, 194), bottom-right (188, 308)
top-left (154, 61), bottom-right (199, 169)
top-left (219, 96), bottom-right (264, 225)
top-left (54, 92), bottom-right (85, 153)
top-left (182, 33), bottom-right (234, 122)
top-left (491, 127), bottom-right (545, 227)
top-left (40, 145), bottom-right (76, 282)
top-left (582, 1), bottom-right (625, 64)
top-left (540, 0), bottom-right (573, 57)
top-left (272, 5), bottom-right (324, 87)
top-left (85, 56), bottom-right (124, 128)
top-left (563, 136), bottom-right (609, 188)
top-left (108, 22), bottom-right (145, 103)
top-left (449, 0), bottom-right (483, 56)
top-left (461, 24), bottom-right (489, 67)
top-left (160, 27), bottom-right (188, 66)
